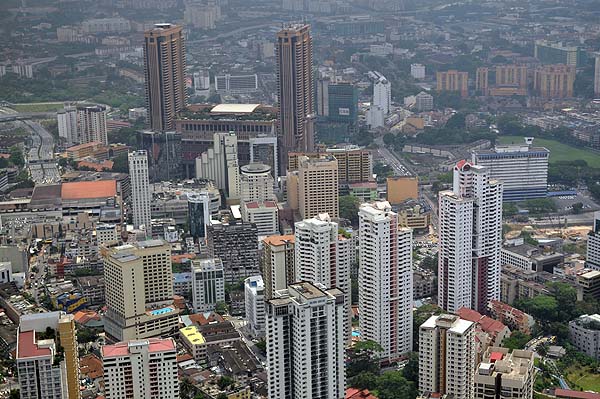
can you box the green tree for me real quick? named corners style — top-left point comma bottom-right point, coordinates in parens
top-left (255, 338), bottom-right (266, 354)
top-left (402, 352), bottom-right (419, 382)
top-left (383, 133), bottom-right (395, 146)
top-left (215, 301), bottom-right (229, 315)
top-left (376, 371), bottom-right (417, 399)
top-left (503, 202), bottom-right (518, 217)
top-left (8, 389), bottom-right (19, 399)
top-left (516, 295), bottom-right (558, 322)
top-left (339, 195), bottom-right (361, 226)
top-left (572, 202), bottom-right (584, 214)
top-left (347, 340), bottom-right (383, 378)
top-left (445, 112), bottom-right (466, 129)
top-left (9, 146), bottom-right (24, 167)
top-left (217, 376), bottom-right (234, 390)
top-left (111, 153), bottom-right (129, 173)
top-left (502, 331), bottom-right (531, 350)
top-left (349, 372), bottom-right (378, 390)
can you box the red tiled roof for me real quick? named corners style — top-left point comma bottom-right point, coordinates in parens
top-left (262, 235), bottom-right (295, 246)
top-left (177, 353), bottom-right (193, 363)
top-left (189, 312), bottom-right (225, 326)
top-left (66, 141), bottom-right (104, 151)
top-left (457, 307), bottom-right (482, 323)
top-left (346, 388), bottom-right (378, 399)
top-left (490, 352), bottom-right (504, 362)
top-left (61, 180), bottom-right (116, 200)
top-left (17, 330), bottom-right (51, 359)
top-left (80, 354), bottom-right (103, 379)
top-left (77, 160), bottom-right (114, 172)
top-left (555, 389), bottom-right (600, 399)
top-left (457, 307), bottom-right (508, 336)
top-left (73, 310), bottom-right (100, 324)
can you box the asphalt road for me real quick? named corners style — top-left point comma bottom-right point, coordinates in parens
top-left (24, 120), bottom-right (60, 184)
top-left (374, 137), bottom-right (412, 177)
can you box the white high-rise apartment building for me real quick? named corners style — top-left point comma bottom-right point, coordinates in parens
top-left (103, 240), bottom-right (179, 341)
top-left (244, 275), bottom-right (265, 337)
top-left (240, 163), bottom-right (274, 202)
top-left (102, 338), bottom-right (179, 399)
top-left (438, 161), bottom-right (503, 313)
top-left (475, 347), bottom-right (535, 399)
top-left (57, 106), bottom-right (78, 146)
top-left (586, 211), bottom-right (600, 271)
top-left (419, 314), bottom-right (476, 399)
top-left (411, 63), bottom-right (426, 79)
top-left (77, 104), bottom-right (108, 145)
top-left (266, 282), bottom-right (346, 399)
top-left (472, 138), bottom-right (549, 201)
top-left (191, 258), bottom-right (225, 312)
top-left (195, 132), bottom-right (241, 199)
top-left (129, 150), bottom-right (152, 232)
top-left (358, 201), bottom-right (413, 362)
top-left (372, 72), bottom-right (391, 114)
top-left (295, 214), bottom-right (352, 342)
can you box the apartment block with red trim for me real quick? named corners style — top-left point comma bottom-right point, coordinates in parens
top-left (358, 201), bottom-right (413, 363)
top-left (438, 161), bottom-right (503, 314)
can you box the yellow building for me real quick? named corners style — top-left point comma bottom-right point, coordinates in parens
top-left (534, 65), bottom-right (575, 99)
top-left (386, 176), bottom-right (418, 204)
top-left (436, 70), bottom-right (469, 97)
top-left (397, 203), bottom-right (431, 230)
top-left (179, 325), bottom-right (207, 364)
top-left (476, 67), bottom-right (489, 94)
top-left (58, 314), bottom-right (80, 399)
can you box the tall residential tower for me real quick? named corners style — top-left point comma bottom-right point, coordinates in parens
top-left (266, 282), bottom-right (345, 399)
top-left (276, 24), bottom-right (314, 168)
top-left (438, 161), bottom-right (503, 313)
top-left (419, 314), bottom-right (477, 399)
top-left (128, 150), bottom-right (152, 231)
top-left (295, 214), bottom-right (353, 341)
top-left (144, 23), bottom-right (186, 131)
top-left (358, 201), bottom-right (413, 363)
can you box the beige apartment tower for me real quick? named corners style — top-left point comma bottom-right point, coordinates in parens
top-left (419, 314), bottom-right (477, 399)
top-left (474, 347), bottom-right (535, 399)
top-left (534, 64), bottom-right (575, 99)
top-left (297, 154), bottom-right (339, 219)
top-left (102, 240), bottom-right (179, 342)
top-left (262, 235), bottom-right (295, 299)
top-left (476, 67), bottom-right (489, 95)
top-left (144, 23), bottom-right (186, 131)
top-left (288, 146), bottom-right (372, 184)
top-left (276, 24), bottom-right (314, 169)
top-left (437, 70), bottom-right (469, 97)
top-left (496, 65), bottom-right (528, 88)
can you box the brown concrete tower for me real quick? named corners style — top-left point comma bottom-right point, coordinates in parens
top-left (144, 23), bottom-right (186, 132)
top-left (276, 24), bottom-right (314, 171)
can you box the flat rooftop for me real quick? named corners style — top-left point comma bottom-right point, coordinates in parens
top-left (61, 180), bottom-right (116, 200)
top-left (262, 235), bottom-right (294, 246)
top-left (211, 104), bottom-right (260, 114)
top-left (290, 282), bottom-right (328, 300)
top-left (17, 330), bottom-right (51, 359)
top-left (101, 338), bottom-right (175, 358)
